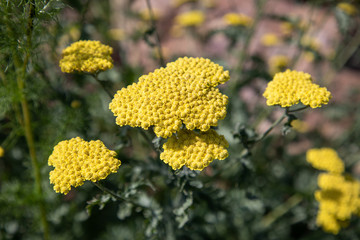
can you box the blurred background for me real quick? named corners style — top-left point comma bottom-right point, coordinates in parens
top-left (1, 0), bottom-right (360, 239)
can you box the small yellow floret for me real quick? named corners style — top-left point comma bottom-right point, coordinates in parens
top-left (223, 13), bottom-right (252, 27)
top-left (109, 57), bottom-right (230, 138)
top-left (0, 146), bottom-right (4, 157)
top-left (48, 137), bottom-right (121, 195)
top-left (300, 36), bottom-right (320, 51)
top-left (290, 119), bottom-right (309, 133)
top-left (261, 33), bottom-right (280, 46)
top-left (263, 69), bottom-right (332, 108)
top-left (160, 129), bottom-right (229, 171)
top-left (175, 11), bottom-right (205, 27)
top-left (59, 40), bottom-right (113, 74)
top-left (337, 3), bottom-right (358, 16)
top-left (306, 148), bottom-right (344, 174)
top-left (315, 173), bottom-right (360, 234)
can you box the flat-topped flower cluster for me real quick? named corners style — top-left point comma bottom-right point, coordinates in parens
top-left (49, 137), bottom-right (121, 195)
top-left (110, 57), bottom-right (230, 170)
top-left (306, 148), bottom-right (360, 234)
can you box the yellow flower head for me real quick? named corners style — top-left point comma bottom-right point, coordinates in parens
top-left (315, 173), bottom-right (360, 234)
top-left (175, 11), bottom-right (205, 27)
top-left (263, 69), bottom-right (332, 108)
top-left (306, 148), bottom-right (344, 174)
top-left (139, 8), bottom-right (161, 21)
top-left (261, 33), bottom-right (280, 46)
top-left (337, 3), bottom-right (358, 16)
top-left (223, 13), bottom-right (252, 27)
top-left (109, 57), bottom-right (230, 138)
top-left (269, 55), bottom-right (289, 75)
top-left (290, 119), bottom-right (309, 133)
top-left (160, 129), bottom-right (229, 170)
top-left (0, 146), bottom-right (4, 157)
top-left (59, 40), bottom-right (113, 74)
top-left (108, 28), bottom-right (125, 41)
top-left (48, 137), bottom-right (121, 195)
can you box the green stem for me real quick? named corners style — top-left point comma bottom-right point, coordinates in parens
top-left (259, 194), bottom-right (303, 229)
top-left (91, 73), bottom-right (114, 98)
top-left (255, 110), bottom-right (287, 143)
top-left (14, 1), bottom-right (49, 239)
top-left (93, 182), bottom-right (127, 202)
top-left (287, 105), bottom-right (309, 113)
top-left (145, 0), bottom-right (165, 67)
top-left (228, 0), bottom-right (267, 93)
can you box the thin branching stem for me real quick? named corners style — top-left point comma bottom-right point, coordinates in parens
top-left (145, 0), bottom-right (165, 67)
top-left (10, 1), bottom-right (50, 239)
top-left (91, 73), bottom-right (114, 98)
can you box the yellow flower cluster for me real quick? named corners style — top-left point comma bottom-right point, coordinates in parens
top-left (48, 137), bottom-right (121, 195)
top-left (109, 57), bottom-right (230, 138)
top-left (263, 69), bottom-right (332, 108)
top-left (269, 55), bottom-right (289, 75)
top-left (0, 146), bottom-right (4, 157)
top-left (223, 13), bottom-right (252, 27)
top-left (290, 119), bottom-right (309, 133)
top-left (160, 129), bottom-right (229, 170)
top-left (175, 11), bottom-right (205, 27)
top-left (337, 3), bottom-right (358, 16)
top-left (306, 148), bottom-right (344, 174)
top-left (315, 173), bottom-right (360, 234)
top-left (59, 40), bottom-right (113, 74)
top-left (261, 33), bottom-right (280, 46)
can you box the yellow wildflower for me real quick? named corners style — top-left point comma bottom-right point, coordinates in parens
top-left (139, 8), bottom-right (161, 21)
top-left (175, 11), bottom-right (205, 27)
top-left (306, 148), bottom-right (344, 174)
top-left (304, 51), bottom-right (315, 62)
top-left (261, 33), bottom-right (280, 46)
top-left (108, 28), bottom-right (125, 41)
top-left (281, 20), bottom-right (308, 35)
top-left (337, 3), bottom-right (358, 16)
top-left (48, 137), bottom-right (121, 195)
top-left (0, 146), bottom-right (4, 157)
top-left (223, 13), bottom-right (252, 27)
top-left (59, 40), bottom-right (113, 74)
top-left (315, 173), bottom-right (360, 234)
top-left (290, 119), bottom-right (309, 133)
top-left (109, 57), bottom-right (230, 138)
top-left (269, 55), bottom-right (289, 75)
top-left (263, 69), bottom-right (332, 108)
top-left (170, 24), bottom-right (186, 38)
top-left (160, 129), bottom-right (229, 170)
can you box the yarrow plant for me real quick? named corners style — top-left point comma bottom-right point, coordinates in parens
top-left (48, 137), bottom-right (120, 194)
top-left (263, 69), bottom-right (332, 108)
top-left (59, 40), bottom-right (113, 74)
top-left (223, 13), bottom-right (252, 27)
top-left (306, 148), bottom-right (360, 234)
top-left (110, 57), bottom-right (230, 170)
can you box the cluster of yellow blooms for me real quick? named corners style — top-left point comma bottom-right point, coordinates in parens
top-left (306, 148), bottom-right (360, 234)
top-left (160, 129), bottom-right (229, 170)
top-left (263, 69), bottom-right (332, 108)
top-left (110, 57), bottom-right (230, 170)
top-left (261, 33), bottom-right (280, 47)
top-left (223, 13), bottom-right (252, 27)
top-left (337, 2), bottom-right (358, 16)
top-left (59, 40), bottom-right (113, 74)
top-left (48, 137), bottom-right (121, 195)
top-left (175, 10), bottom-right (205, 27)
top-left (110, 57), bottom-right (229, 138)
top-left (306, 148), bottom-right (344, 174)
